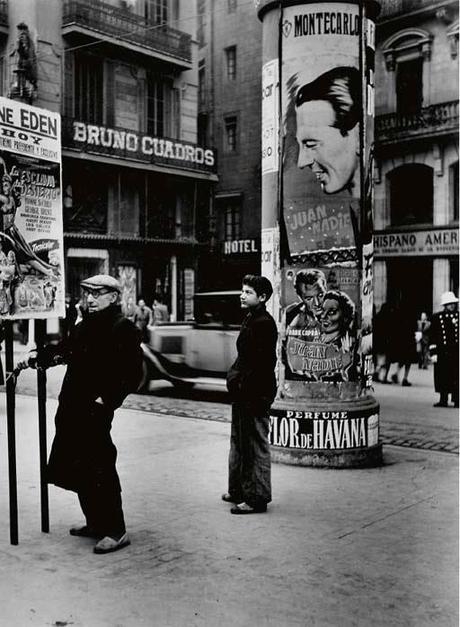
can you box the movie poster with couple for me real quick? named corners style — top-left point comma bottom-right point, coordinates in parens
top-left (282, 265), bottom-right (359, 385)
top-left (0, 97), bottom-right (64, 319)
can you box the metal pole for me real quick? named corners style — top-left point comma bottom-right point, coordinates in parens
top-left (5, 321), bottom-right (18, 545)
top-left (35, 319), bottom-right (49, 533)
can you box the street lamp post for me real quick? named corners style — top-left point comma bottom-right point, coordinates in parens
top-left (258, 0), bottom-right (382, 467)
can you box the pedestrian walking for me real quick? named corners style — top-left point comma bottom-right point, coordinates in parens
top-left (133, 298), bottom-right (153, 342)
top-left (378, 303), bottom-right (398, 384)
top-left (17, 274), bottom-right (143, 553)
top-left (429, 291), bottom-right (459, 408)
top-left (382, 304), bottom-right (417, 386)
top-left (416, 312), bottom-right (431, 370)
top-left (152, 294), bottom-right (169, 323)
top-left (372, 302), bottom-right (391, 382)
top-left (224, 275), bottom-right (278, 515)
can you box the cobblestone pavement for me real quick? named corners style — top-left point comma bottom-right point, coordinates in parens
top-left (8, 362), bottom-right (458, 455)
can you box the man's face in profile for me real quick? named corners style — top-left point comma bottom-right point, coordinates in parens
top-left (297, 281), bottom-right (325, 318)
top-left (296, 100), bottom-right (359, 195)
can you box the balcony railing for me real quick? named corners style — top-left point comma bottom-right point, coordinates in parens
top-left (61, 117), bottom-right (217, 176)
top-left (376, 101), bottom-right (459, 143)
top-left (378, 0), bottom-right (434, 20)
top-left (62, 0), bottom-right (191, 64)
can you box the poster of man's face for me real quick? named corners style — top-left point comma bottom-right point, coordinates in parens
top-left (295, 72), bottom-right (360, 196)
top-left (281, 3), bottom-right (361, 259)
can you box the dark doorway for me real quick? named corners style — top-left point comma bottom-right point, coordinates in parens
top-left (386, 258), bottom-right (433, 319)
top-left (396, 58), bottom-right (423, 115)
top-left (389, 164), bottom-right (433, 226)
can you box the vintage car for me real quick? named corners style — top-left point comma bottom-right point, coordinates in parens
top-left (138, 291), bottom-right (241, 391)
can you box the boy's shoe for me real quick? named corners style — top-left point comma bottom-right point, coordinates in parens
top-left (221, 493), bottom-right (238, 503)
top-left (391, 374), bottom-right (398, 384)
top-left (230, 502), bottom-right (267, 515)
top-left (94, 532), bottom-right (130, 554)
top-left (69, 524), bottom-right (100, 538)
top-left (401, 379), bottom-right (412, 387)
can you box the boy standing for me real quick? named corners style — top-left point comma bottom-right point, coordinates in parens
top-left (224, 275), bottom-right (278, 514)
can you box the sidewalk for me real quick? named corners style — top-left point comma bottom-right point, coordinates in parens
top-left (0, 394), bottom-right (457, 626)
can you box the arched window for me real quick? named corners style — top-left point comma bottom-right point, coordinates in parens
top-left (388, 164), bottom-right (433, 226)
top-left (382, 29), bottom-right (432, 114)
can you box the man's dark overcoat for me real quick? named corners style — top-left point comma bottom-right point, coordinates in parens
top-left (44, 304), bottom-right (142, 492)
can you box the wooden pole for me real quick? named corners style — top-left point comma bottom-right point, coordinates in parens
top-left (35, 319), bottom-right (49, 533)
top-left (5, 321), bottom-right (18, 545)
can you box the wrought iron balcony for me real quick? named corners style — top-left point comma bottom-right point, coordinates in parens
top-left (376, 100), bottom-right (459, 144)
top-left (62, 0), bottom-right (191, 66)
top-left (378, 0), bottom-right (438, 20)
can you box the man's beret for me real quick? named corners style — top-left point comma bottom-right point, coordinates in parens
top-left (80, 274), bottom-right (121, 293)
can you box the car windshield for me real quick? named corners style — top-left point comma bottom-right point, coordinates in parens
top-left (194, 292), bottom-right (242, 326)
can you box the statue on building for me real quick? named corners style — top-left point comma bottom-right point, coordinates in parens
top-left (9, 22), bottom-right (38, 104)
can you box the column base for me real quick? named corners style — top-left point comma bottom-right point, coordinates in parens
top-left (271, 442), bottom-right (383, 468)
top-left (269, 395), bottom-right (383, 468)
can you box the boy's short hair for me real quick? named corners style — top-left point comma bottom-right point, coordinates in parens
top-left (242, 274), bottom-right (273, 301)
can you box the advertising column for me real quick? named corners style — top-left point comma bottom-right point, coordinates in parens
top-left (257, 0), bottom-right (382, 467)
top-left (0, 97), bottom-right (64, 320)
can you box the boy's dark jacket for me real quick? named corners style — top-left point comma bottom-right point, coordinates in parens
top-left (226, 303), bottom-right (278, 410)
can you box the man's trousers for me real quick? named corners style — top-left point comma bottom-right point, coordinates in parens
top-left (77, 471), bottom-right (126, 538)
top-left (228, 401), bottom-right (272, 508)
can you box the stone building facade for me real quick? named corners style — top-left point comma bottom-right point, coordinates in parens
top-left (1, 0), bottom-right (217, 320)
top-left (197, 0), bottom-right (262, 289)
top-left (200, 0), bottom-right (459, 319)
top-left (373, 0), bottom-right (459, 320)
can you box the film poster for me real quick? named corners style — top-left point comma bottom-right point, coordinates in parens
top-left (280, 4), bottom-right (371, 389)
top-left (281, 3), bottom-right (361, 260)
top-left (0, 97), bottom-right (64, 319)
top-left (282, 264), bottom-right (359, 383)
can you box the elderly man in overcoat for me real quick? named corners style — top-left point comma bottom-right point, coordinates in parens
top-left (19, 274), bottom-right (143, 553)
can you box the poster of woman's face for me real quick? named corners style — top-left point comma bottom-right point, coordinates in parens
top-left (281, 2), bottom-right (361, 259)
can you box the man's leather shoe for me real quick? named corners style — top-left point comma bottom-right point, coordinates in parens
top-left (69, 524), bottom-right (100, 538)
top-left (221, 493), bottom-right (238, 503)
top-left (94, 532), bottom-right (130, 554)
top-left (230, 502), bottom-right (267, 514)
top-left (433, 402), bottom-right (448, 407)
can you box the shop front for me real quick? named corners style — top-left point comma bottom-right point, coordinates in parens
top-left (374, 226), bottom-right (459, 318)
top-left (61, 118), bottom-right (217, 319)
